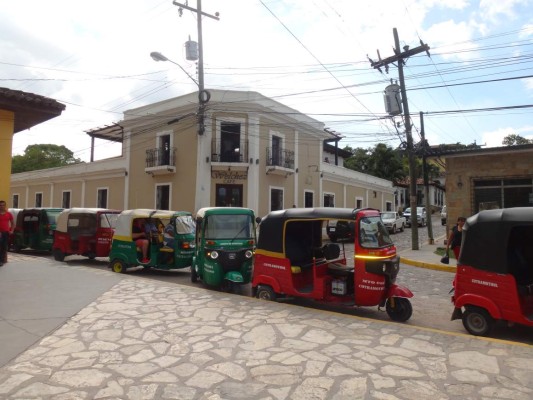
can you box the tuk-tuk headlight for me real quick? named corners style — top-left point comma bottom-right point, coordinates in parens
top-left (245, 250), bottom-right (253, 259)
top-left (209, 250), bottom-right (219, 260)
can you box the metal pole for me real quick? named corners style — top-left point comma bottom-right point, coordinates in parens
top-left (420, 111), bottom-right (434, 244)
top-left (394, 28), bottom-right (419, 250)
top-left (197, 0), bottom-right (205, 135)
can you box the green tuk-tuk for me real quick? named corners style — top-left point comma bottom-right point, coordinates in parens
top-left (109, 209), bottom-right (195, 273)
top-left (13, 208), bottom-right (63, 252)
top-left (191, 207), bottom-right (259, 290)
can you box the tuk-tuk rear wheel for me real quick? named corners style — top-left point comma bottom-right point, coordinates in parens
top-left (111, 259), bottom-right (128, 274)
top-left (256, 286), bottom-right (276, 301)
top-left (53, 249), bottom-right (65, 262)
top-left (462, 306), bottom-right (494, 336)
top-left (386, 297), bottom-right (413, 322)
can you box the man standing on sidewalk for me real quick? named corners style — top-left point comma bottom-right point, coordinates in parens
top-left (0, 200), bottom-right (14, 266)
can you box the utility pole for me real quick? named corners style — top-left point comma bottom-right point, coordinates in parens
top-left (172, 0), bottom-right (219, 135)
top-left (420, 111), bottom-right (434, 244)
top-left (369, 28), bottom-right (430, 250)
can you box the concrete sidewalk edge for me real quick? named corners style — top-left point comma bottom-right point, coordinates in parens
top-left (401, 256), bottom-right (457, 273)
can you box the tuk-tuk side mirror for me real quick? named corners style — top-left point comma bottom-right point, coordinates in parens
top-left (255, 217), bottom-right (262, 224)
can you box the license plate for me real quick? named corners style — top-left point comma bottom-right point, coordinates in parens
top-left (228, 253), bottom-right (236, 260)
top-left (329, 228), bottom-right (336, 232)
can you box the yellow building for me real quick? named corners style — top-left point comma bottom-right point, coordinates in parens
top-left (0, 87), bottom-right (65, 203)
top-left (10, 90), bottom-right (395, 215)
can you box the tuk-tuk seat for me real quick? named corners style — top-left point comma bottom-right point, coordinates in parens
top-left (322, 243), bottom-right (340, 260)
top-left (160, 246), bottom-right (174, 253)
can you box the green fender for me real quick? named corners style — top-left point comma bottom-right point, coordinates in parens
top-left (224, 271), bottom-right (244, 283)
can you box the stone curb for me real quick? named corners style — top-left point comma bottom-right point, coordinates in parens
top-left (401, 256), bottom-right (457, 273)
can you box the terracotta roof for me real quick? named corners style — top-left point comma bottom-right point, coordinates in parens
top-left (0, 87), bottom-right (65, 133)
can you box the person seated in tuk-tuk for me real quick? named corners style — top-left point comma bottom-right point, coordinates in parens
top-left (163, 221), bottom-right (175, 248)
top-left (132, 219), bottom-right (150, 263)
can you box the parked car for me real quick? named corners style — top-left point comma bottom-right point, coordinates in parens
top-left (441, 205), bottom-right (447, 226)
top-left (380, 211), bottom-right (405, 234)
top-left (326, 219), bottom-right (355, 242)
top-left (403, 207), bottom-right (427, 227)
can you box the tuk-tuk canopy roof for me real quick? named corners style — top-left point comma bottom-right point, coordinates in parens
top-left (196, 207), bottom-right (256, 219)
top-left (15, 208), bottom-right (64, 225)
top-left (461, 207), bottom-right (533, 273)
top-left (257, 207), bottom-right (378, 254)
top-left (56, 208), bottom-right (121, 232)
top-left (114, 209), bottom-right (190, 238)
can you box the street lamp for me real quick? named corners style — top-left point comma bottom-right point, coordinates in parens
top-left (150, 51), bottom-right (208, 135)
top-left (150, 51), bottom-right (199, 87)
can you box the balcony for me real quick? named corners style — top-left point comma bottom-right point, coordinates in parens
top-left (266, 147), bottom-right (295, 176)
top-left (211, 139), bottom-right (249, 171)
top-left (145, 147), bottom-right (176, 176)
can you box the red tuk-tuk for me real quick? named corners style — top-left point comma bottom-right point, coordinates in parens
top-left (451, 207), bottom-right (533, 336)
top-left (52, 208), bottom-right (121, 261)
top-left (252, 208), bottom-right (413, 322)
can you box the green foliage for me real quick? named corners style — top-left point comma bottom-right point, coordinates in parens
top-left (343, 143), bottom-right (408, 182)
top-left (12, 144), bottom-right (83, 173)
top-left (502, 134), bottom-right (533, 146)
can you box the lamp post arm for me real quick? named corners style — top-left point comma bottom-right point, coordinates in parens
top-left (150, 51), bottom-right (199, 87)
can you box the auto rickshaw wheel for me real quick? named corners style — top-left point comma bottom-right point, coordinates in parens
top-left (385, 297), bottom-right (413, 322)
top-left (462, 306), bottom-right (494, 336)
top-left (53, 249), bottom-right (65, 262)
top-left (256, 286), bottom-right (277, 301)
top-left (110, 259), bottom-right (128, 274)
top-left (191, 266), bottom-right (198, 283)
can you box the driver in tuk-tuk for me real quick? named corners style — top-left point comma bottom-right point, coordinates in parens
top-left (132, 219), bottom-right (150, 263)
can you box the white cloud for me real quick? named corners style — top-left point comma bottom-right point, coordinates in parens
top-left (482, 125), bottom-right (533, 147)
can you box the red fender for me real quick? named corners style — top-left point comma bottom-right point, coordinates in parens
top-left (387, 283), bottom-right (413, 298)
top-left (252, 275), bottom-right (282, 295)
top-left (453, 293), bottom-right (502, 320)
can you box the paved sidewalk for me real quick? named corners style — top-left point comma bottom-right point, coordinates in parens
top-left (400, 235), bottom-right (457, 273)
top-left (0, 254), bottom-right (532, 399)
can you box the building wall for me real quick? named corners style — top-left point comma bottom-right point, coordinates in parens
top-left (10, 91), bottom-right (397, 219)
top-left (10, 158), bottom-right (127, 210)
top-left (445, 149), bottom-right (533, 232)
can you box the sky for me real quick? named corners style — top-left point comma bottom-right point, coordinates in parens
top-left (1, 0), bottom-right (532, 162)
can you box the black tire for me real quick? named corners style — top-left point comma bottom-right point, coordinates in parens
top-left (88, 253), bottom-right (96, 260)
top-left (110, 259), bottom-right (128, 274)
top-left (256, 286), bottom-right (277, 301)
top-left (13, 244), bottom-right (21, 253)
top-left (462, 306), bottom-right (494, 336)
top-left (386, 297), bottom-right (413, 322)
top-left (329, 235), bottom-right (337, 243)
top-left (191, 265), bottom-right (198, 283)
top-left (53, 248), bottom-right (65, 262)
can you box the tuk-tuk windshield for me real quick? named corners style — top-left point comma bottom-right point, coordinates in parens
top-left (100, 213), bottom-right (120, 229)
top-left (46, 210), bottom-right (61, 224)
top-left (360, 216), bottom-right (393, 248)
top-left (174, 215), bottom-right (195, 235)
top-left (205, 214), bottom-right (254, 240)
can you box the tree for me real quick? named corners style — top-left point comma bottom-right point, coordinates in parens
top-left (502, 134), bottom-right (532, 146)
top-left (344, 144), bottom-right (407, 182)
top-left (12, 144), bottom-right (83, 173)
